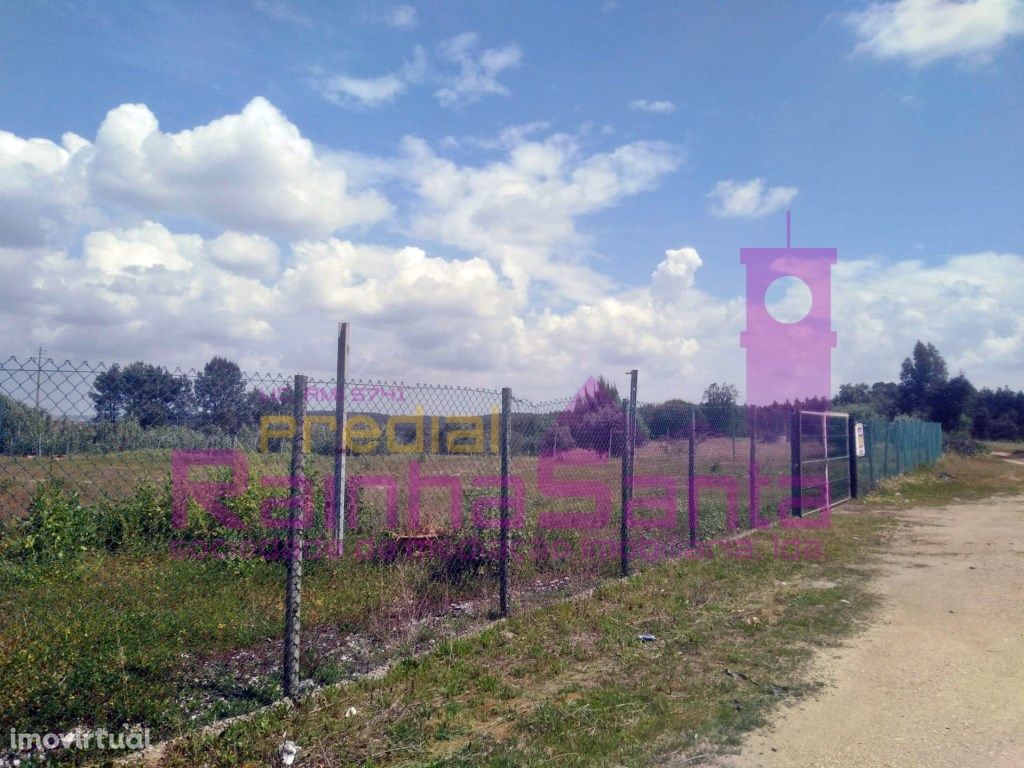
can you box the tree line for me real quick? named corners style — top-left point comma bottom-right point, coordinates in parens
top-left (89, 357), bottom-right (282, 437)
top-left (3, 340), bottom-right (1019, 458)
top-left (834, 340), bottom-right (1024, 441)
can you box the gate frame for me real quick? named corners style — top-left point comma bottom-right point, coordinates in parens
top-left (791, 409), bottom-right (852, 518)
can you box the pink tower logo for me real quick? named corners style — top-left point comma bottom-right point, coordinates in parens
top-left (740, 212), bottom-right (837, 405)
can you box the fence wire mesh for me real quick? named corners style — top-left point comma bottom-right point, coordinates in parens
top-left (0, 355), bottom-right (945, 746)
top-left (858, 417), bottom-right (943, 493)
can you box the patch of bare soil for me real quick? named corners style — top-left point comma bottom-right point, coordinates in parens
top-left (707, 495), bottom-right (1024, 768)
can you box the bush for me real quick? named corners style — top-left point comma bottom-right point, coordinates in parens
top-left (4, 480), bottom-right (178, 564)
top-left (6, 480), bottom-right (96, 564)
top-left (95, 484), bottom-right (173, 552)
top-left (943, 431), bottom-right (988, 456)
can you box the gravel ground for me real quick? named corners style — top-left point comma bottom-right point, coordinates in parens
top-left (708, 494), bottom-right (1024, 768)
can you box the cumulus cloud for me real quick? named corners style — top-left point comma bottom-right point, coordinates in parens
top-left (1, 101), bottom-right (1019, 401)
top-left (0, 214), bottom-right (1021, 400)
top-left (0, 130), bottom-right (93, 247)
top-left (707, 178), bottom-right (798, 219)
top-left (401, 133), bottom-right (681, 302)
top-left (208, 231), bottom-right (280, 281)
top-left (88, 98), bottom-right (391, 236)
top-left (629, 99), bottom-right (676, 114)
top-left (831, 251), bottom-right (1024, 388)
top-left (652, 246), bottom-right (702, 299)
top-left (846, 0), bottom-right (1024, 65)
top-left (434, 32), bottom-right (522, 108)
top-left (385, 4), bottom-right (418, 28)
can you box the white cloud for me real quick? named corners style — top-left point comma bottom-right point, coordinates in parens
top-left (465, 121), bottom-right (550, 150)
top-left (401, 133), bottom-right (681, 302)
top-left (385, 4), bottom-right (418, 28)
top-left (846, 0), bottom-right (1024, 65)
top-left (652, 246), bottom-right (702, 299)
top-left (629, 99), bottom-right (676, 114)
top-left (0, 214), bottom-right (1021, 400)
top-left (312, 34), bottom-right (519, 110)
top-left (0, 130), bottom-right (94, 247)
top-left (253, 0), bottom-right (313, 28)
top-left (313, 73), bottom-right (408, 107)
top-left (312, 46), bottom-right (428, 108)
top-left (434, 32), bottom-right (522, 108)
top-left (89, 97), bottom-right (391, 236)
top-left (0, 222), bottom-right (279, 364)
top-left (1, 101), bottom-right (1020, 401)
top-left (208, 231), bottom-right (280, 281)
top-left (707, 178), bottom-right (798, 219)
top-left (830, 251), bottom-right (1024, 390)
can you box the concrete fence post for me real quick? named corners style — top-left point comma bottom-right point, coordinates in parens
top-left (283, 373), bottom-right (306, 700)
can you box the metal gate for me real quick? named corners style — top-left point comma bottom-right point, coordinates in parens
top-left (792, 410), bottom-right (851, 516)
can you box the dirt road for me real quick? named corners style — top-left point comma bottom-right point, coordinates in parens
top-left (712, 495), bottom-right (1024, 768)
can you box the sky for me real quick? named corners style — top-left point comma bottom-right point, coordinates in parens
top-left (0, 0), bottom-right (1021, 402)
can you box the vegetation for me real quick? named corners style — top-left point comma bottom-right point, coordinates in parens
top-left (835, 340), bottom-right (1024, 443)
top-left (539, 376), bottom-right (650, 457)
top-left (154, 453), bottom-right (1024, 768)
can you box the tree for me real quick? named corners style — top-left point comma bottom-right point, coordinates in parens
top-left (832, 381), bottom-right (899, 419)
top-left (194, 357), bottom-right (249, 437)
top-left (931, 374), bottom-right (976, 432)
top-left (700, 382), bottom-right (741, 436)
top-left (640, 399), bottom-right (693, 439)
top-left (91, 366), bottom-right (125, 423)
top-left (869, 381), bottom-right (900, 419)
top-left (834, 383), bottom-right (870, 406)
top-left (90, 362), bottom-right (193, 428)
top-left (540, 376), bottom-right (648, 457)
top-left (971, 386), bottom-right (1024, 440)
top-left (897, 341), bottom-right (948, 417)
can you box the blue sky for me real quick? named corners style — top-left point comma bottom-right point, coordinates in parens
top-left (0, 0), bottom-right (1021, 399)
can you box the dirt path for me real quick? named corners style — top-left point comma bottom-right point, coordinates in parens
top-left (711, 495), bottom-right (1024, 768)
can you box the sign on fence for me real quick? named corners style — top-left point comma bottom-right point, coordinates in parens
top-left (854, 423), bottom-right (866, 458)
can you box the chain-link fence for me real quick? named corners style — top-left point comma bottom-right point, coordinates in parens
top-left (858, 417), bottom-right (943, 493)
top-left (0, 354), bottom-right (944, 750)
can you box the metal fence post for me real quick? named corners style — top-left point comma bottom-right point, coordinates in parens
top-left (499, 386), bottom-right (511, 616)
top-left (848, 416), bottom-right (858, 499)
top-left (866, 422), bottom-right (876, 490)
top-left (882, 421), bottom-right (891, 479)
top-left (332, 322), bottom-right (348, 550)
top-left (790, 410), bottom-right (802, 517)
top-left (284, 373), bottom-right (306, 700)
top-left (896, 423), bottom-right (903, 475)
top-left (748, 405), bottom-right (758, 529)
top-left (687, 406), bottom-right (697, 547)
top-left (620, 369), bottom-right (637, 577)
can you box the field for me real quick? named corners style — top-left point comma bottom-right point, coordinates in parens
top-left (984, 439), bottom-right (1024, 455)
top-left (0, 434), bottom-right (796, 755)
top-left (154, 453), bottom-right (1024, 768)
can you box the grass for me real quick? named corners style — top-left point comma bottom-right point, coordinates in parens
top-left (866, 452), bottom-right (1024, 507)
top-left (984, 439), bottom-right (1024, 455)
top-left (148, 453), bottom-right (1024, 768)
top-left (0, 550), bottom-right (499, 743)
top-left (0, 437), bottom-right (764, 748)
top-left (0, 439), bottom-right (1003, 765)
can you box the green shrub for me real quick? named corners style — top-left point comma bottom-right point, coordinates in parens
top-left (943, 430), bottom-right (988, 456)
top-left (9, 479), bottom-right (97, 563)
top-left (95, 483), bottom-right (173, 552)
